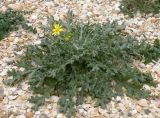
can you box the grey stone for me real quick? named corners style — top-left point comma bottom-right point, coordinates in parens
top-left (39, 114), bottom-right (48, 118)
top-left (6, 60), bottom-right (15, 65)
top-left (128, 112), bottom-right (132, 117)
top-left (0, 86), bottom-right (4, 101)
top-left (144, 109), bottom-right (151, 115)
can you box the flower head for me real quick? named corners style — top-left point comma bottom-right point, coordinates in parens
top-left (64, 32), bottom-right (73, 41)
top-left (52, 23), bottom-right (63, 36)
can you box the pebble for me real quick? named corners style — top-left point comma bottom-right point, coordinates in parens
top-left (17, 95), bottom-right (27, 101)
top-left (16, 115), bottom-right (26, 118)
top-left (143, 84), bottom-right (151, 91)
top-left (6, 59), bottom-right (15, 65)
top-left (2, 97), bottom-right (8, 104)
top-left (156, 101), bottom-right (160, 108)
top-left (136, 105), bottom-right (142, 112)
top-left (47, 104), bottom-right (52, 110)
top-left (57, 113), bottom-right (66, 118)
top-left (8, 3), bottom-right (23, 11)
top-left (137, 99), bottom-right (149, 107)
top-left (116, 96), bottom-right (121, 102)
top-left (0, 86), bottom-right (5, 101)
top-left (31, 14), bottom-right (38, 20)
top-left (26, 111), bottom-right (34, 118)
top-left (51, 95), bottom-right (59, 103)
top-left (0, 69), bottom-right (8, 76)
top-left (38, 33), bottom-right (44, 38)
top-left (143, 109), bottom-right (151, 114)
top-left (8, 95), bottom-right (18, 100)
top-left (35, 111), bottom-right (41, 115)
top-left (39, 113), bottom-right (48, 118)
top-left (129, 109), bottom-right (137, 116)
top-left (78, 108), bottom-right (85, 115)
top-left (15, 50), bottom-right (24, 55)
top-left (98, 108), bottom-right (106, 115)
top-left (1, 6), bottom-right (7, 11)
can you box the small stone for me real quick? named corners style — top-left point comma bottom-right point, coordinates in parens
top-left (136, 105), bottom-right (142, 112)
top-left (135, 11), bottom-right (141, 17)
top-left (0, 86), bottom-right (5, 101)
top-left (0, 69), bottom-right (8, 76)
top-left (16, 115), bottom-right (26, 118)
top-left (7, 105), bottom-right (14, 109)
top-left (92, 113), bottom-right (100, 117)
top-left (2, 97), bottom-right (8, 104)
top-left (17, 95), bottom-right (27, 101)
top-left (17, 90), bottom-right (25, 96)
top-left (34, 40), bottom-right (41, 45)
top-left (156, 100), bottom-right (160, 108)
top-left (128, 112), bottom-right (132, 117)
top-left (51, 95), bottom-right (59, 102)
top-left (57, 113), bottom-right (66, 118)
top-left (8, 95), bottom-right (18, 100)
top-left (78, 108), bottom-right (85, 115)
top-left (137, 99), bottom-right (148, 107)
top-left (9, 114), bottom-right (15, 118)
top-left (48, 9), bottom-right (55, 15)
top-left (8, 37), bottom-right (14, 42)
top-left (1, 6), bottom-right (7, 12)
top-left (54, 14), bottom-right (59, 21)
top-left (27, 109), bottom-right (32, 112)
top-left (143, 85), bottom-right (151, 91)
top-left (111, 108), bottom-right (117, 114)
top-left (26, 111), bottom-right (34, 118)
top-left (39, 33), bottom-right (44, 38)
top-left (26, 23), bottom-right (32, 27)
top-left (6, 60), bottom-right (15, 65)
top-left (143, 109), bottom-right (151, 114)
top-left (114, 3), bottom-right (120, 11)
top-left (82, 104), bottom-right (91, 109)
top-left (138, 63), bottom-right (146, 69)
top-left (31, 14), bottom-right (38, 20)
top-left (0, 110), bottom-right (8, 118)
top-left (116, 96), bottom-right (121, 102)
top-left (39, 113), bottom-right (48, 118)
top-left (153, 64), bottom-right (160, 72)
top-left (156, 84), bottom-right (160, 91)
top-left (8, 3), bottom-right (23, 11)
top-left (47, 104), bottom-right (52, 110)
top-left (98, 108), bottom-right (106, 115)
top-left (35, 111), bottom-right (41, 115)
top-left (87, 12), bottom-right (92, 17)
top-left (50, 110), bottom-right (58, 117)
top-left (136, 114), bottom-right (143, 118)
top-left (13, 37), bottom-right (20, 44)
top-left (15, 50), bottom-right (24, 55)
top-left (130, 109), bottom-right (137, 115)
top-left (44, 109), bottom-right (50, 114)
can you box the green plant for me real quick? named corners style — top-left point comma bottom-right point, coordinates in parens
top-left (0, 9), bottom-right (36, 40)
top-left (120, 0), bottom-right (160, 17)
top-left (3, 14), bottom-right (160, 117)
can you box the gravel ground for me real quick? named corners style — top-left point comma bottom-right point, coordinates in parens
top-left (0, 0), bottom-right (160, 118)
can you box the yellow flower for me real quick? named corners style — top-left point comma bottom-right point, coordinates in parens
top-left (64, 32), bottom-right (73, 41)
top-left (52, 23), bottom-right (63, 36)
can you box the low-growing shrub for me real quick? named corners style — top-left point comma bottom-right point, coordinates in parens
top-left (120, 0), bottom-right (160, 17)
top-left (4, 13), bottom-right (160, 117)
top-left (0, 9), bottom-right (36, 40)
